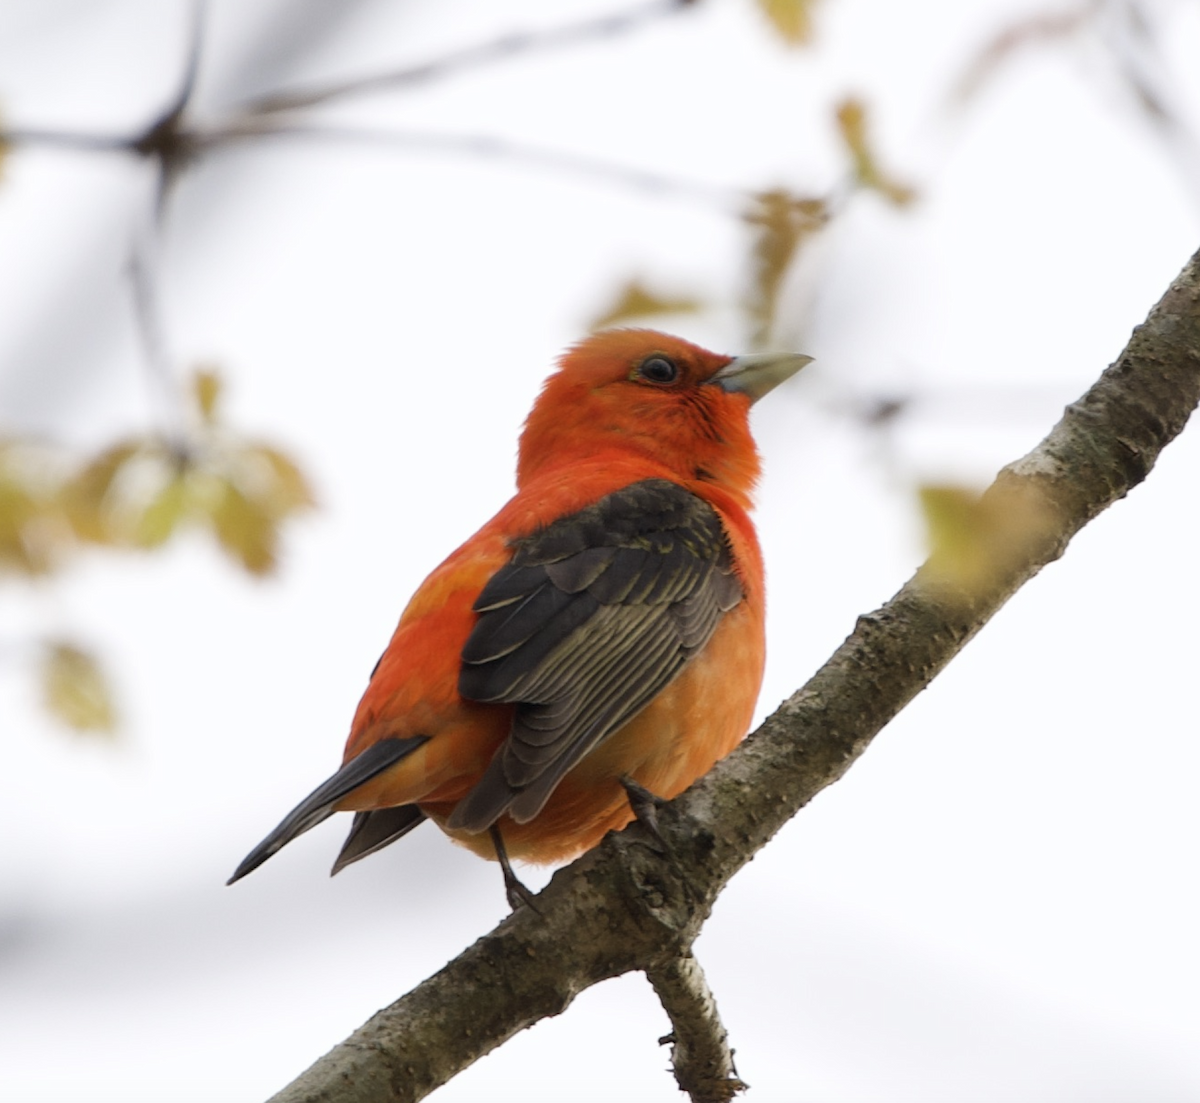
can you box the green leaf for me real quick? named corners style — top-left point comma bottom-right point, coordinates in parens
top-left (42, 641), bottom-right (117, 735)
top-left (742, 190), bottom-right (827, 347)
top-left (63, 440), bottom-right (142, 543)
top-left (0, 470), bottom-right (44, 574)
top-left (590, 279), bottom-right (703, 331)
top-left (133, 472), bottom-right (190, 547)
top-left (241, 444), bottom-right (317, 515)
top-left (835, 97), bottom-right (917, 208)
top-left (755, 0), bottom-right (818, 46)
top-left (210, 477), bottom-right (278, 575)
top-left (192, 365), bottom-right (222, 423)
top-left (919, 482), bottom-right (1053, 598)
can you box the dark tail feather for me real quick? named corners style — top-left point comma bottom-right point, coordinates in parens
top-left (331, 805), bottom-right (427, 875)
top-left (227, 736), bottom-right (428, 885)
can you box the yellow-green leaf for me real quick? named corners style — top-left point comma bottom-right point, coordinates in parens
top-left (62, 440), bottom-right (141, 543)
top-left (133, 472), bottom-right (190, 547)
top-left (0, 471), bottom-right (44, 574)
top-left (210, 477), bottom-right (277, 575)
top-left (742, 190), bottom-right (828, 347)
top-left (590, 279), bottom-right (703, 332)
top-left (755, 0), bottom-right (818, 45)
top-left (835, 97), bottom-right (917, 208)
top-left (192, 365), bottom-right (222, 423)
top-left (920, 484), bottom-right (986, 579)
top-left (919, 481), bottom-right (1054, 599)
top-left (241, 444), bottom-right (316, 515)
top-left (42, 641), bottom-right (117, 735)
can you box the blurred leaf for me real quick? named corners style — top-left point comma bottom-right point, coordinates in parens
top-left (132, 471), bottom-right (190, 547)
top-left (590, 279), bottom-right (703, 331)
top-left (192, 365), bottom-right (222, 423)
top-left (241, 444), bottom-right (317, 515)
top-left (835, 97), bottom-right (916, 207)
top-left (0, 469), bottom-right (45, 574)
top-left (0, 443), bottom-right (70, 574)
top-left (62, 440), bottom-right (141, 543)
top-left (42, 641), bottom-right (117, 735)
top-left (755, 0), bottom-right (818, 45)
top-left (920, 485), bottom-right (986, 583)
top-left (210, 477), bottom-right (278, 575)
top-left (742, 190), bottom-right (828, 347)
top-left (920, 481), bottom-right (1055, 598)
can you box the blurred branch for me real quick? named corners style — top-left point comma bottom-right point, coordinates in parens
top-left (1103, 0), bottom-right (1200, 202)
top-left (265, 250), bottom-right (1200, 1102)
top-left (234, 0), bottom-right (694, 118)
top-left (191, 121), bottom-right (744, 208)
top-left (1, 1), bottom-right (729, 215)
top-left (951, 0), bottom-right (1200, 202)
top-left (127, 234), bottom-right (188, 450)
top-left (951, 0), bottom-right (1098, 104)
top-left (4, 0), bottom-right (205, 193)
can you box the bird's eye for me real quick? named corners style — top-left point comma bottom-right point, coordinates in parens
top-left (637, 355), bottom-right (679, 385)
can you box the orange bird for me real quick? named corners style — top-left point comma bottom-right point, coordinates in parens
top-left (229, 330), bottom-right (809, 898)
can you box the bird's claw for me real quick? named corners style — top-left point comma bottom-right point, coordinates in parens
top-left (490, 824), bottom-right (542, 914)
top-left (620, 776), bottom-right (698, 904)
top-left (620, 776), bottom-right (669, 855)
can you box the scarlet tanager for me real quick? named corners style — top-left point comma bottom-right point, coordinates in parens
top-left (229, 330), bottom-right (809, 898)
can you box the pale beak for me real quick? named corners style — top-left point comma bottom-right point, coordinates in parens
top-left (710, 352), bottom-right (813, 403)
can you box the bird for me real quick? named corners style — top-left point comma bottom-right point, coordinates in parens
top-left (228, 329), bottom-right (810, 902)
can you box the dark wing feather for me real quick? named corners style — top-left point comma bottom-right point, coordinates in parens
top-left (227, 736), bottom-right (428, 884)
top-left (449, 479), bottom-right (743, 833)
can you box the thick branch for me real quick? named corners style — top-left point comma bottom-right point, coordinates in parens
top-left (267, 246), bottom-right (1200, 1103)
top-left (646, 952), bottom-right (746, 1102)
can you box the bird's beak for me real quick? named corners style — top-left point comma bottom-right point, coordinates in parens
top-left (710, 352), bottom-right (813, 403)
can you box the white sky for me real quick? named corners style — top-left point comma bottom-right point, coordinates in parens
top-left (1, 1), bottom-right (1198, 1100)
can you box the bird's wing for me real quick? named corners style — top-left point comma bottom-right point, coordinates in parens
top-left (450, 478), bottom-right (743, 831)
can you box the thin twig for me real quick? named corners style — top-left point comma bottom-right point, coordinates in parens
top-left (141, 0), bottom-right (207, 215)
top-left (235, 0), bottom-right (690, 118)
top-left (126, 231), bottom-right (187, 453)
top-left (0, 129), bottom-right (133, 153)
top-left (189, 119), bottom-right (744, 209)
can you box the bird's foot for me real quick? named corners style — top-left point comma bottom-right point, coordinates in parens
top-left (620, 776), bottom-right (697, 905)
top-left (489, 824), bottom-right (541, 914)
top-left (620, 776), bottom-right (669, 855)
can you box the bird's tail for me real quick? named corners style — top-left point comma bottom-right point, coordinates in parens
top-left (227, 736), bottom-right (428, 884)
top-left (330, 805), bottom-right (427, 875)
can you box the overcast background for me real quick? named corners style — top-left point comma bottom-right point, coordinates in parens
top-left (1, 1), bottom-right (1198, 1100)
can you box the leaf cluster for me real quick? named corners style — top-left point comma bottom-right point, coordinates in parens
top-left (592, 99), bottom-right (914, 348)
top-left (3, 368), bottom-right (314, 582)
top-left (2, 369), bottom-right (313, 734)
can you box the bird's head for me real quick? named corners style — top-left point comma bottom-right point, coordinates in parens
top-left (517, 329), bottom-right (811, 507)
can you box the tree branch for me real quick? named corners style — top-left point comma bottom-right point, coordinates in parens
top-left (266, 245), bottom-right (1200, 1103)
top-left (646, 951), bottom-right (746, 1102)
